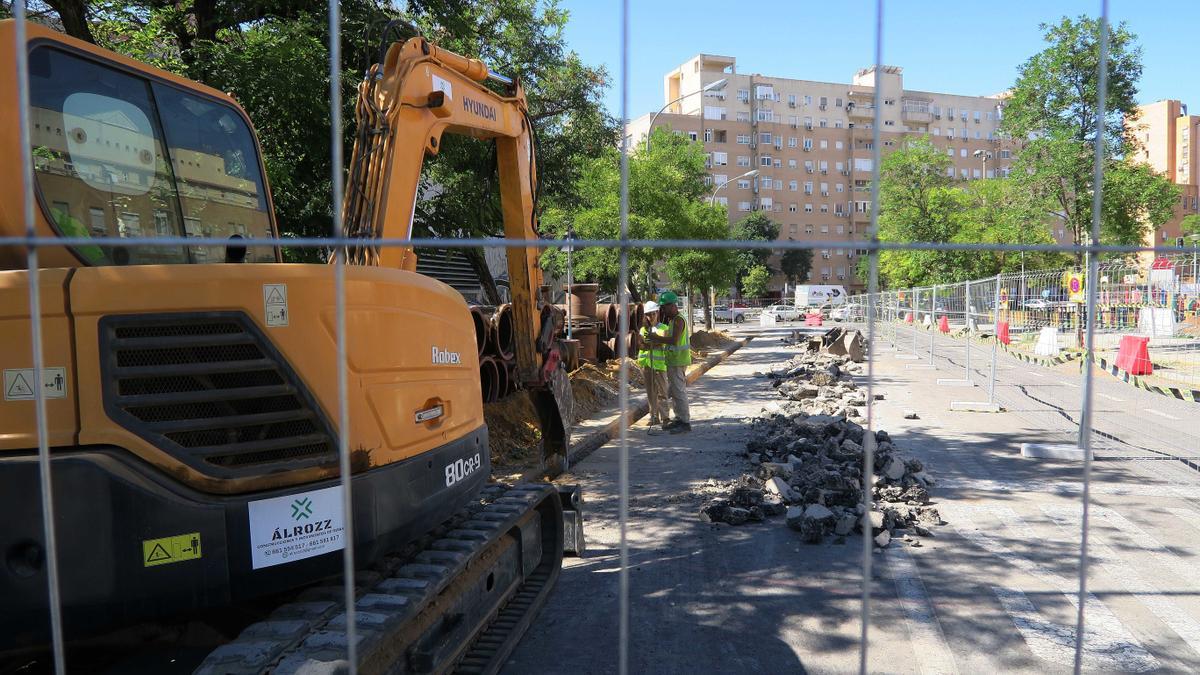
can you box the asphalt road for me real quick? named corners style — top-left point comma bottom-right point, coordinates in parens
top-left (503, 324), bottom-right (1200, 674)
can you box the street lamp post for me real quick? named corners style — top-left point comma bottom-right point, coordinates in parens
top-left (972, 149), bottom-right (992, 181)
top-left (645, 78), bottom-right (728, 151)
top-left (709, 169), bottom-right (759, 207)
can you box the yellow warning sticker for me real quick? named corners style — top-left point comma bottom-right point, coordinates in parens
top-left (142, 532), bottom-right (202, 567)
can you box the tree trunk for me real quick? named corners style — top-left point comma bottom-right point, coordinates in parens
top-left (463, 247), bottom-right (504, 306)
top-left (44, 0), bottom-right (93, 43)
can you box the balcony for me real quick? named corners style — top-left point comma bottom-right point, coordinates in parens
top-left (902, 109), bottom-right (932, 123)
top-left (847, 105), bottom-right (874, 119)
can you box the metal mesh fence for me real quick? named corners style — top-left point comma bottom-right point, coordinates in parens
top-left (10, 1), bottom-right (1200, 674)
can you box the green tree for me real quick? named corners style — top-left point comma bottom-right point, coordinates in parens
top-left (1002, 15), bottom-right (1179, 263)
top-left (33, 0), bottom-right (617, 270)
top-left (779, 245), bottom-right (813, 286)
top-left (731, 212), bottom-right (779, 272)
top-left (541, 126), bottom-right (730, 300)
top-left (741, 264), bottom-right (770, 298)
top-left (1182, 214), bottom-right (1200, 241)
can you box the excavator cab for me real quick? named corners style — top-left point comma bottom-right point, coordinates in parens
top-left (0, 20), bottom-right (571, 655)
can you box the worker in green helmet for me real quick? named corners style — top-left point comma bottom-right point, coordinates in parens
top-left (644, 290), bottom-right (691, 433)
top-left (637, 300), bottom-right (669, 433)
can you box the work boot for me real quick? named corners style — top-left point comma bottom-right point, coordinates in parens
top-left (662, 419), bottom-right (679, 430)
top-left (668, 422), bottom-right (692, 434)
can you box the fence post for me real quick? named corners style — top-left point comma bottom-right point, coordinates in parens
top-left (989, 274), bottom-right (1001, 405)
top-left (964, 279), bottom-right (972, 382)
top-left (929, 284), bottom-right (937, 367)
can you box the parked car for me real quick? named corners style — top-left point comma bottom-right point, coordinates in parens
top-left (1023, 298), bottom-right (1052, 310)
top-left (830, 302), bottom-right (863, 321)
top-left (764, 304), bottom-right (803, 321)
top-left (712, 305), bottom-right (747, 323)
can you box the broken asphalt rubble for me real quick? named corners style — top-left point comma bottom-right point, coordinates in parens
top-left (699, 329), bottom-right (943, 548)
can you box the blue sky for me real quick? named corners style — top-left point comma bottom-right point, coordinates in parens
top-left (557, 0), bottom-right (1198, 119)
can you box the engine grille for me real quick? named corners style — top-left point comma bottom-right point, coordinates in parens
top-left (99, 313), bottom-right (337, 479)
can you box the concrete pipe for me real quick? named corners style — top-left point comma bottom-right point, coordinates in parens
top-left (493, 304), bottom-right (515, 361)
top-left (568, 283), bottom-right (600, 320)
top-left (573, 325), bottom-right (598, 364)
top-left (478, 356), bottom-right (500, 403)
top-left (493, 359), bottom-right (510, 400)
top-left (469, 306), bottom-right (488, 357)
top-left (594, 303), bottom-right (619, 336)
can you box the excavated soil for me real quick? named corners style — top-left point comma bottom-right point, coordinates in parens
top-left (487, 362), bottom-right (646, 469)
top-left (691, 329), bottom-right (735, 350)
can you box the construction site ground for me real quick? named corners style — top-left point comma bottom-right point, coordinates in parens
top-left (503, 323), bottom-right (1200, 674)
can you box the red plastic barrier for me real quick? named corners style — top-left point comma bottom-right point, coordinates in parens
top-left (997, 321), bottom-right (1011, 345)
top-left (938, 316), bottom-right (950, 333)
top-left (1115, 335), bottom-right (1153, 375)
top-left (905, 312), bottom-right (914, 324)
top-left (805, 313), bottom-right (823, 327)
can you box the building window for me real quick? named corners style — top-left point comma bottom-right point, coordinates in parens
top-left (999, 150), bottom-right (1011, 159)
top-left (820, 204), bottom-right (829, 213)
top-left (836, 97), bottom-right (843, 108)
top-left (737, 134), bottom-right (751, 144)
top-left (774, 179), bottom-right (783, 189)
top-left (789, 204), bottom-right (798, 213)
top-left (704, 128), bottom-right (713, 142)
top-left (760, 156), bottom-right (773, 166)
top-left (820, 225), bottom-right (830, 233)
top-left (804, 116), bottom-right (813, 129)
top-left (756, 109), bottom-right (774, 122)
top-left (960, 148), bottom-right (967, 158)
top-left (788, 94), bottom-right (797, 106)
top-left (834, 120), bottom-right (844, 128)
top-left (714, 130), bottom-right (727, 143)
top-left (819, 161), bottom-right (828, 173)
top-left (819, 140), bottom-right (828, 149)
top-left (759, 132), bottom-right (772, 144)
top-left (836, 183), bottom-right (844, 193)
top-left (790, 223), bottom-right (798, 234)
top-left (737, 179), bottom-right (751, 189)
top-left (713, 174), bottom-right (728, 186)
top-left (804, 95), bottom-right (812, 105)
top-left (805, 160), bottom-right (814, 173)
top-left (836, 225), bottom-right (845, 234)
top-left (738, 201), bottom-right (752, 211)
top-left (737, 89), bottom-right (750, 102)
top-left (759, 197), bottom-right (774, 210)
top-left (788, 180), bottom-right (798, 191)
top-left (736, 111), bottom-right (750, 122)
top-left (960, 168), bottom-right (968, 178)
top-left (687, 131), bottom-right (698, 141)
top-left (714, 196), bottom-right (728, 206)
top-left (932, 127), bottom-right (940, 136)
top-left (804, 203), bottom-right (813, 212)
top-left (788, 137), bottom-right (798, 147)
top-left (805, 224), bottom-right (814, 234)
top-left (803, 138), bottom-right (813, 151)
top-left (737, 155), bottom-right (751, 167)
top-left (713, 151), bottom-right (728, 166)
top-left (704, 106), bottom-right (727, 120)
top-left (804, 181), bottom-right (813, 194)
top-left (820, 249), bottom-right (831, 259)
top-left (946, 148), bottom-right (954, 157)
top-left (884, 120), bottom-right (895, 126)
top-left (787, 159), bottom-right (797, 168)
top-left (819, 118), bottom-right (828, 128)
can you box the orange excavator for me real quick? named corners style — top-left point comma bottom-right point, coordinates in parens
top-left (0, 18), bottom-right (576, 672)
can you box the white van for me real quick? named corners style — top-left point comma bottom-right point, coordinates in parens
top-left (795, 285), bottom-right (847, 308)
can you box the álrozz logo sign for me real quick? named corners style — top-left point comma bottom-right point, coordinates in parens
top-left (248, 485), bottom-right (345, 569)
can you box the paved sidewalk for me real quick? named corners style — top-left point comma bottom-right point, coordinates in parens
top-left (504, 325), bottom-right (1200, 674)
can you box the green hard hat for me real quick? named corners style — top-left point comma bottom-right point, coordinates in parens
top-left (657, 290), bottom-right (679, 305)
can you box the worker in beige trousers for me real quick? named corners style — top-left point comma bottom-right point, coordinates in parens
top-left (645, 290), bottom-right (690, 434)
top-left (637, 301), bottom-right (669, 433)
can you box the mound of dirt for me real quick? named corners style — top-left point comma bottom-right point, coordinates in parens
top-left (484, 393), bottom-right (542, 467)
top-left (486, 362), bottom-right (637, 468)
top-left (691, 329), bottom-right (735, 350)
top-left (1179, 315), bottom-right (1200, 337)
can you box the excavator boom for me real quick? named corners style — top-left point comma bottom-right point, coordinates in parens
top-left (343, 33), bottom-right (573, 470)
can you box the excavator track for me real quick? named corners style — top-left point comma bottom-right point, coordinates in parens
top-left (195, 483), bottom-right (564, 674)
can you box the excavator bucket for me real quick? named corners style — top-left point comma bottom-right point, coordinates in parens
top-left (533, 361), bottom-right (574, 474)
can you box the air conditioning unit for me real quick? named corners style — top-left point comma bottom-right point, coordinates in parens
top-left (803, 147), bottom-right (811, 152)
top-left (819, 104), bottom-right (827, 110)
top-left (934, 113), bottom-right (941, 119)
top-left (820, 169), bottom-right (827, 175)
top-left (821, 191), bottom-right (829, 197)
top-left (848, 123), bottom-right (855, 128)
top-left (788, 101), bottom-right (796, 108)
top-left (841, 169), bottom-right (850, 176)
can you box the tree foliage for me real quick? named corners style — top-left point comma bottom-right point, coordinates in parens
top-left (1002, 15), bottom-right (1179, 259)
top-left (868, 138), bottom-right (1066, 287)
top-left (24, 0), bottom-right (617, 264)
top-left (740, 264), bottom-right (770, 298)
top-left (540, 127), bottom-right (736, 298)
top-left (779, 245), bottom-right (813, 285)
top-left (731, 212), bottom-right (779, 272)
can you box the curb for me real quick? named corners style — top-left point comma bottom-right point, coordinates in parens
top-left (1000, 344), bottom-right (1080, 368)
top-left (519, 336), bottom-right (753, 482)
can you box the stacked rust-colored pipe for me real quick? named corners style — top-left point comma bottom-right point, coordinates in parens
top-left (471, 304), bottom-right (519, 404)
top-left (473, 285), bottom-right (646, 405)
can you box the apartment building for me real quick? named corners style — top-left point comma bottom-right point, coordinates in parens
top-left (627, 54), bottom-right (1010, 292)
top-left (1126, 100), bottom-right (1200, 249)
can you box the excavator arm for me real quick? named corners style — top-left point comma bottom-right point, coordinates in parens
top-left (343, 33), bottom-right (573, 470)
